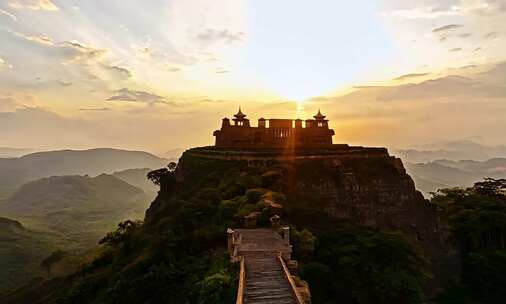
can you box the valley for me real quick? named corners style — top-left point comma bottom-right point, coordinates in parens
top-left (0, 149), bottom-right (168, 295)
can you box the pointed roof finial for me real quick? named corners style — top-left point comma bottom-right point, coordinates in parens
top-left (314, 109), bottom-right (326, 120)
top-left (234, 106), bottom-right (246, 119)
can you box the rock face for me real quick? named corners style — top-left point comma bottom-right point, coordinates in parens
top-left (151, 145), bottom-right (459, 296)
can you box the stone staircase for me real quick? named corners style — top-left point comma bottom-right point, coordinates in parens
top-left (244, 256), bottom-right (296, 304)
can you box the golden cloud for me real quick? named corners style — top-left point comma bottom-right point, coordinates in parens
top-left (9, 0), bottom-right (58, 11)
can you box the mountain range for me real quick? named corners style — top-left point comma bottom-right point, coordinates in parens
top-left (0, 148), bottom-right (168, 294)
top-left (0, 148), bottom-right (167, 191)
top-left (0, 148), bottom-right (36, 158)
top-left (406, 158), bottom-right (506, 196)
top-left (393, 140), bottom-right (506, 163)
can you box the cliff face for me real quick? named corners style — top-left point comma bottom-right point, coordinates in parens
top-left (157, 145), bottom-right (458, 296)
top-left (282, 150), bottom-right (458, 294)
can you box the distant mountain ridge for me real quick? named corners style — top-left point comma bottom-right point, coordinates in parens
top-left (394, 140), bottom-right (506, 163)
top-left (0, 147), bottom-right (36, 158)
top-left (406, 158), bottom-right (506, 196)
top-left (0, 148), bottom-right (167, 188)
top-left (0, 217), bottom-right (24, 236)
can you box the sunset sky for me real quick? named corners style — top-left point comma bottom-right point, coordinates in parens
top-left (1, 0), bottom-right (505, 154)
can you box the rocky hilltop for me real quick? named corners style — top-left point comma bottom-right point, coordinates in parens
top-left (148, 144), bottom-right (458, 295)
top-left (6, 144), bottom-right (459, 303)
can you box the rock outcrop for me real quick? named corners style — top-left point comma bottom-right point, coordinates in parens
top-left (156, 145), bottom-right (459, 296)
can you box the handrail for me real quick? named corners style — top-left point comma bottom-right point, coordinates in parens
top-left (278, 254), bottom-right (305, 304)
top-left (235, 256), bottom-right (246, 304)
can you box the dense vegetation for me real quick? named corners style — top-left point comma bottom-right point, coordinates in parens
top-left (0, 173), bottom-right (151, 296)
top-left (5, 155), bottom-right (433, 303)
top-left (0, 217), bottom-right (54, 294)
top-left (433, 178), bottom-right (506, 304)
top-left (293, 227), bottom-right (429, 304)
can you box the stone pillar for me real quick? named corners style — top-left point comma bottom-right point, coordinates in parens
top-left (282, 226), bottom-right (290, 245)
top-left (227, 228), bottom-right (234, 256)
top-left (270, 215), bottom-right (281, 229)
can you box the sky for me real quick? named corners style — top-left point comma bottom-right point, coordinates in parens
top-left (0, 0), bottom-right (505, 154)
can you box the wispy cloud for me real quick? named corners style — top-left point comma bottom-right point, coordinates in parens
top-left (197, 28), bottom-right (246, 44)
top-left (385, 1), bottom-right (506, 19)
top-left (0, 58), bottom-right (13, 70)
top-left (9, 0), bottom-right (59, 11)
top-left (105, 65), bottom-right (132, 78)
top-left (59, 40), bottom-right (107, 63)
top-left (58, 80), bottom-right (72, 87)
top-left (484, 32), bottom-right (500, 39)
top-left (215, 68), bottom-right (229, 74)
top-left (78, 107), bottom-right (111, 112)
top-left (25, 35), bottom-right (53, 45)
top-left (450, 47), bottom-right (463, 52)
top-left (163, 65), bottom-right (181, 72)
top-left (107, 88), bottom-right (167, 104)
top-left (394, 73), bottom-right (430, 81)
top-left (432, 24), bottom-right (463, 33)
top-left (10, 31), bottom-right (54, 45)
top-left (0, 9), bottom-right (17, 21)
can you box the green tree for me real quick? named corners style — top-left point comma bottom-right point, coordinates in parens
top-left (434, 178), bottom-right (506, 304)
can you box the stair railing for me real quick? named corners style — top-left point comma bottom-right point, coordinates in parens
top-left (278, 253), bottom-right (305, 304)
top-left (235, 256), bottom-right (246, 304)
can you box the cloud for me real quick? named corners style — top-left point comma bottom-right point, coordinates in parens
top-left (0, 97), bottom-right (21, 111)
top-left (215, 68), bottom-right (229, 74)
top-left (0, 9), bottom-right (17, 21)
top-left (197, 28), bottom-right (246, 44)
top-left (58, 80), bottom-right (72, 87)
top-left (107, 88), bottom-right (166, 104)
top-left (306, 62), bottom-right (506, 146)
top-left (0, 58), bottom-right (13, 70)
top-left (0, 106), bottom-right (214, 152)
top-left (458, 64), bottom-right (478, 69)
top-left (432, 24), bottom-right (463, 33)
top-left (384, 6), bottom-right (462, 19)
top-left (9, 31), bottom-right (54, 46)
top-left (136, 45), bottom-right (199, 66)
top-left (11, 33), bottom-right (108, 63)
top-left (105, 65), bottom-right (132, 78)
top-left (449, 47), bottom-right (463, 52)
top-left (9, 0), bottom-right (58, 11)
top-left (328, 63), bottom-right (506, 103)
top-left (394, 73), bottom-right (431, 81)
top-left (24, 35), bottom-right (53, 45)
top-left (163, 65), bottom-right (181, 72)
top-left (484, 32), bottom-right (500, 39)
top-left (78, 108), bottom-right (111, 112)
top-left (59, 41), bottom-right (107, 63)
top-left (459, 33), bottom-right (472, 38)
top-left (385, 1), bottom-right (506, 19)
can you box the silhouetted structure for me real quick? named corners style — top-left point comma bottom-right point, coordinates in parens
top-left (213, 108), bottom-right (335, 147)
